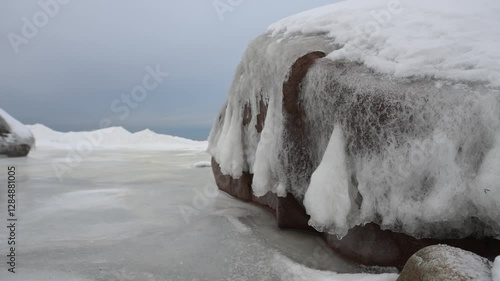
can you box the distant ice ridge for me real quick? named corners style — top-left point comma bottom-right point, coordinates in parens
top-left (0, 107), bottom-right (35, 147)
top-left (28, 124), bottom-right (208, 151)
top-left (208, 0), bottom-right (500, 240)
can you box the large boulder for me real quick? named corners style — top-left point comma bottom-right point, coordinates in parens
top-left (398, 245), bottom-right (493, 281)
top-left (210, 50), bottom-right (500, 267)
top-left (208, 0), bottom-right (500, 267)
top-left (0, 108), bottom-right (35, 157)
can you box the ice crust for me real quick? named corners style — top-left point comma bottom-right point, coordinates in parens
top-left (301, 61), bottom-right (500, 238)
top-left (208, 33), bottom-right (336, 188)
top-left (208, 0), bottom-right (500, 239)
top-left (304, 124), bottom-right (352, 231)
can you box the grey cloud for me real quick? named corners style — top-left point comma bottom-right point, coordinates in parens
top-left (0, 0), bottom-right (339, 140)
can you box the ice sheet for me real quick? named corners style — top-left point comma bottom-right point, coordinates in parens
top-left (0, 148), bottom-right (393, 280)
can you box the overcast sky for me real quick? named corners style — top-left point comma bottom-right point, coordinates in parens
top-left (0, 0), bottom-right (338, 139)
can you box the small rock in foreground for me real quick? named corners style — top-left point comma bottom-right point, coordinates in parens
top-left (398, 245), bottom-right (493, 281)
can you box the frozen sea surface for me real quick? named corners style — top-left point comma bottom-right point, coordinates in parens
top-left (0, 149), bottom-right (396, 281)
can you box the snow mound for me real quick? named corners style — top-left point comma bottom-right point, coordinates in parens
top-left (0, 108), bottom-right (35, 151)
top-left (494, 256), bottom-right (500, 281)
top-left (269, 0), bottom-right (500, 87)
top-left (192, 161), bottom-right (212, 168)
top-left (28, 124), bottom-right (207, 151)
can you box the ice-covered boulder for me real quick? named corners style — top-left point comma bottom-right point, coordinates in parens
top-left (208, 0), bottom-right (500, 266)
top-left (0, 108), bottom-right (35, 157)
top-left (398, 245), bottom-right (493, 281)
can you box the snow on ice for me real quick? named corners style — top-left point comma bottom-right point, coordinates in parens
top-left (27, 124), bottom-right (208, 151)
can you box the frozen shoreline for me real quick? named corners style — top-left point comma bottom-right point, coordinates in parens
top-left (0, 148), bottom-right (397, 280)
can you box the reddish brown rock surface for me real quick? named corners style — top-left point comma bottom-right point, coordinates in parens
top-left (211, 158), bottom-right (253, 202)
top-left (212, 158), bottom-right (313, 231)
